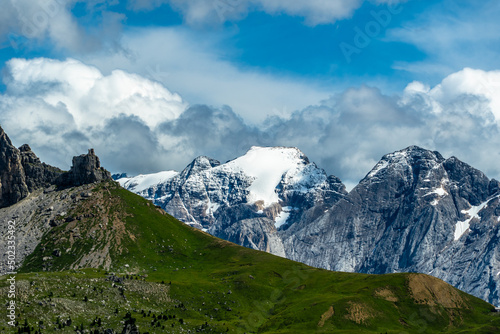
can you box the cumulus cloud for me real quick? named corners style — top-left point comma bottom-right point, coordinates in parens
top-left (1, 58), bottom-right (500, 189)
top-left (265, 68), bottom-right (500, 184)
top-left (129, 0), bottom-right (406, 26)
top-left (0, 57), bottom-right (186, 171)
top-left (84, 27), bottom-right (330, 124)
top-left (4, 58), bottom-right (186, 128)
top-left (156, 104), bottom-right (264, 165)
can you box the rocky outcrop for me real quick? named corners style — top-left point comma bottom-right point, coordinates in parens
top-left (56, 149), bottom-right (112, 187)
top-left (19, 144), bottom-right (63, 191)
top-left (0, 127), bottom-right (29, 208)
top-left (0, 126), bottom-right (110, 208)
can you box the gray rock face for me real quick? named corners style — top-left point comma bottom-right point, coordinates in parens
top-left (19, 144), bottom-right (63, 191)
top-left (212, 217), bottom-right (286, 257)
top-left (56, 149), bottom-right (112, 187)
top-left (283, 146), bottom-right (500, 305)
top-left (0, 127), bottom-right (29, 208)
top-left (118, 146), bottom-right (347, 256)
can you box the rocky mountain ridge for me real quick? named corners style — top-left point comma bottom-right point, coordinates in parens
top-left (0, 126), bottom-right (112, 274)
top-left (3, 178), bottom-right (498, 334)
top-left (0, 126), bottom-right (111, 210)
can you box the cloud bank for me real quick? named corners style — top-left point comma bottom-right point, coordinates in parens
top-left (1, 58), bottom-right (499, 188)
top-left (0, 58), bottom-right (186, 171)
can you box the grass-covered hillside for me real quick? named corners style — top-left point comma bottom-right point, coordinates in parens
top-left (1, 181), bottom-right (500, 333)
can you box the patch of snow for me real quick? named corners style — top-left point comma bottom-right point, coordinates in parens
top-left (275, 206), bottom-right (293, 229)
top-left (454, 220), bottom-right (471, 241)
top-left (281, 163), bottom-right (327, 193)
top-left (206, 202), bottom-right (220, 215)
top-left (222, 147), bottom-right (306, 207)
top-left (118, 171), bottom-right (178, 192)
top-left (454, 198), bottom-right (491, 240)
top-left (158, 194), bottom-right (172, 202)
top-left (424, 179), bottom-right (448, 206)
top-left (367, 160), bottom-right (389, 178)
top-left (392, 150), bottom-right (409, 160)
top-left (432, 187), bottom-right (447, 197)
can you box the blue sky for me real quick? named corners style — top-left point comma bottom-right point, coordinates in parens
top-left (2, 0), bottom-right (488, 92)
top-left (1, 0), bottom-right (500, 188)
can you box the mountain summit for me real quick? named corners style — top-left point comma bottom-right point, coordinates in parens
top-left (285, 145), bottom-right (500, 305)
top-left (118, 146), bottom-right (346, 257)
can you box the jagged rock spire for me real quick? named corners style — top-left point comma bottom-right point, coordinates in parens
top-left (56, 148), bottom-right (112, 187)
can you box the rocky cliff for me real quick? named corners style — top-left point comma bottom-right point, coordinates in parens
top-left (0, 126), bottom-right (111, 209)
top-left (0, 127), bottom-right (29, 208)
top-left (19, 144), bottom-right (64, 191)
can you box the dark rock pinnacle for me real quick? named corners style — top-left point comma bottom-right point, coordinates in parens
top-left (56, 148), bottom-right (112, 187)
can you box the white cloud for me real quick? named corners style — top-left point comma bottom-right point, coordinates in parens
top-left (387, 1), bottom-right (500, 80)
top-left (5, 58), bottom-right (186, 128)
top-left (0, 0), bottom-right (84, 51)
top-left (262, 68), bottom-right (500, 184)
top-left (404, 68), bottom-right (500, 125)
top-left (2, 58), bottom-right (500, 189)
top-left (129, 0), bottom-right (406, 26)
top-left (84, 27), bottom-right (331, 124)
top-left (0, 57), bottom-right (186, 170)
top-left (0, 0), bottom-right (124, 53)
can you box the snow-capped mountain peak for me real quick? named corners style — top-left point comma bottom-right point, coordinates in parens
top-left (364, 146), bottom-right (445, 180)
top-left (117, 146), bottom-right (346, 256)
top-left (221, 146), bottom-right (310, 207)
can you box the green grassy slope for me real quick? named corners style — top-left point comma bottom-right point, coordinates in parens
top-left (1, 181), bottom-right (500, 333)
